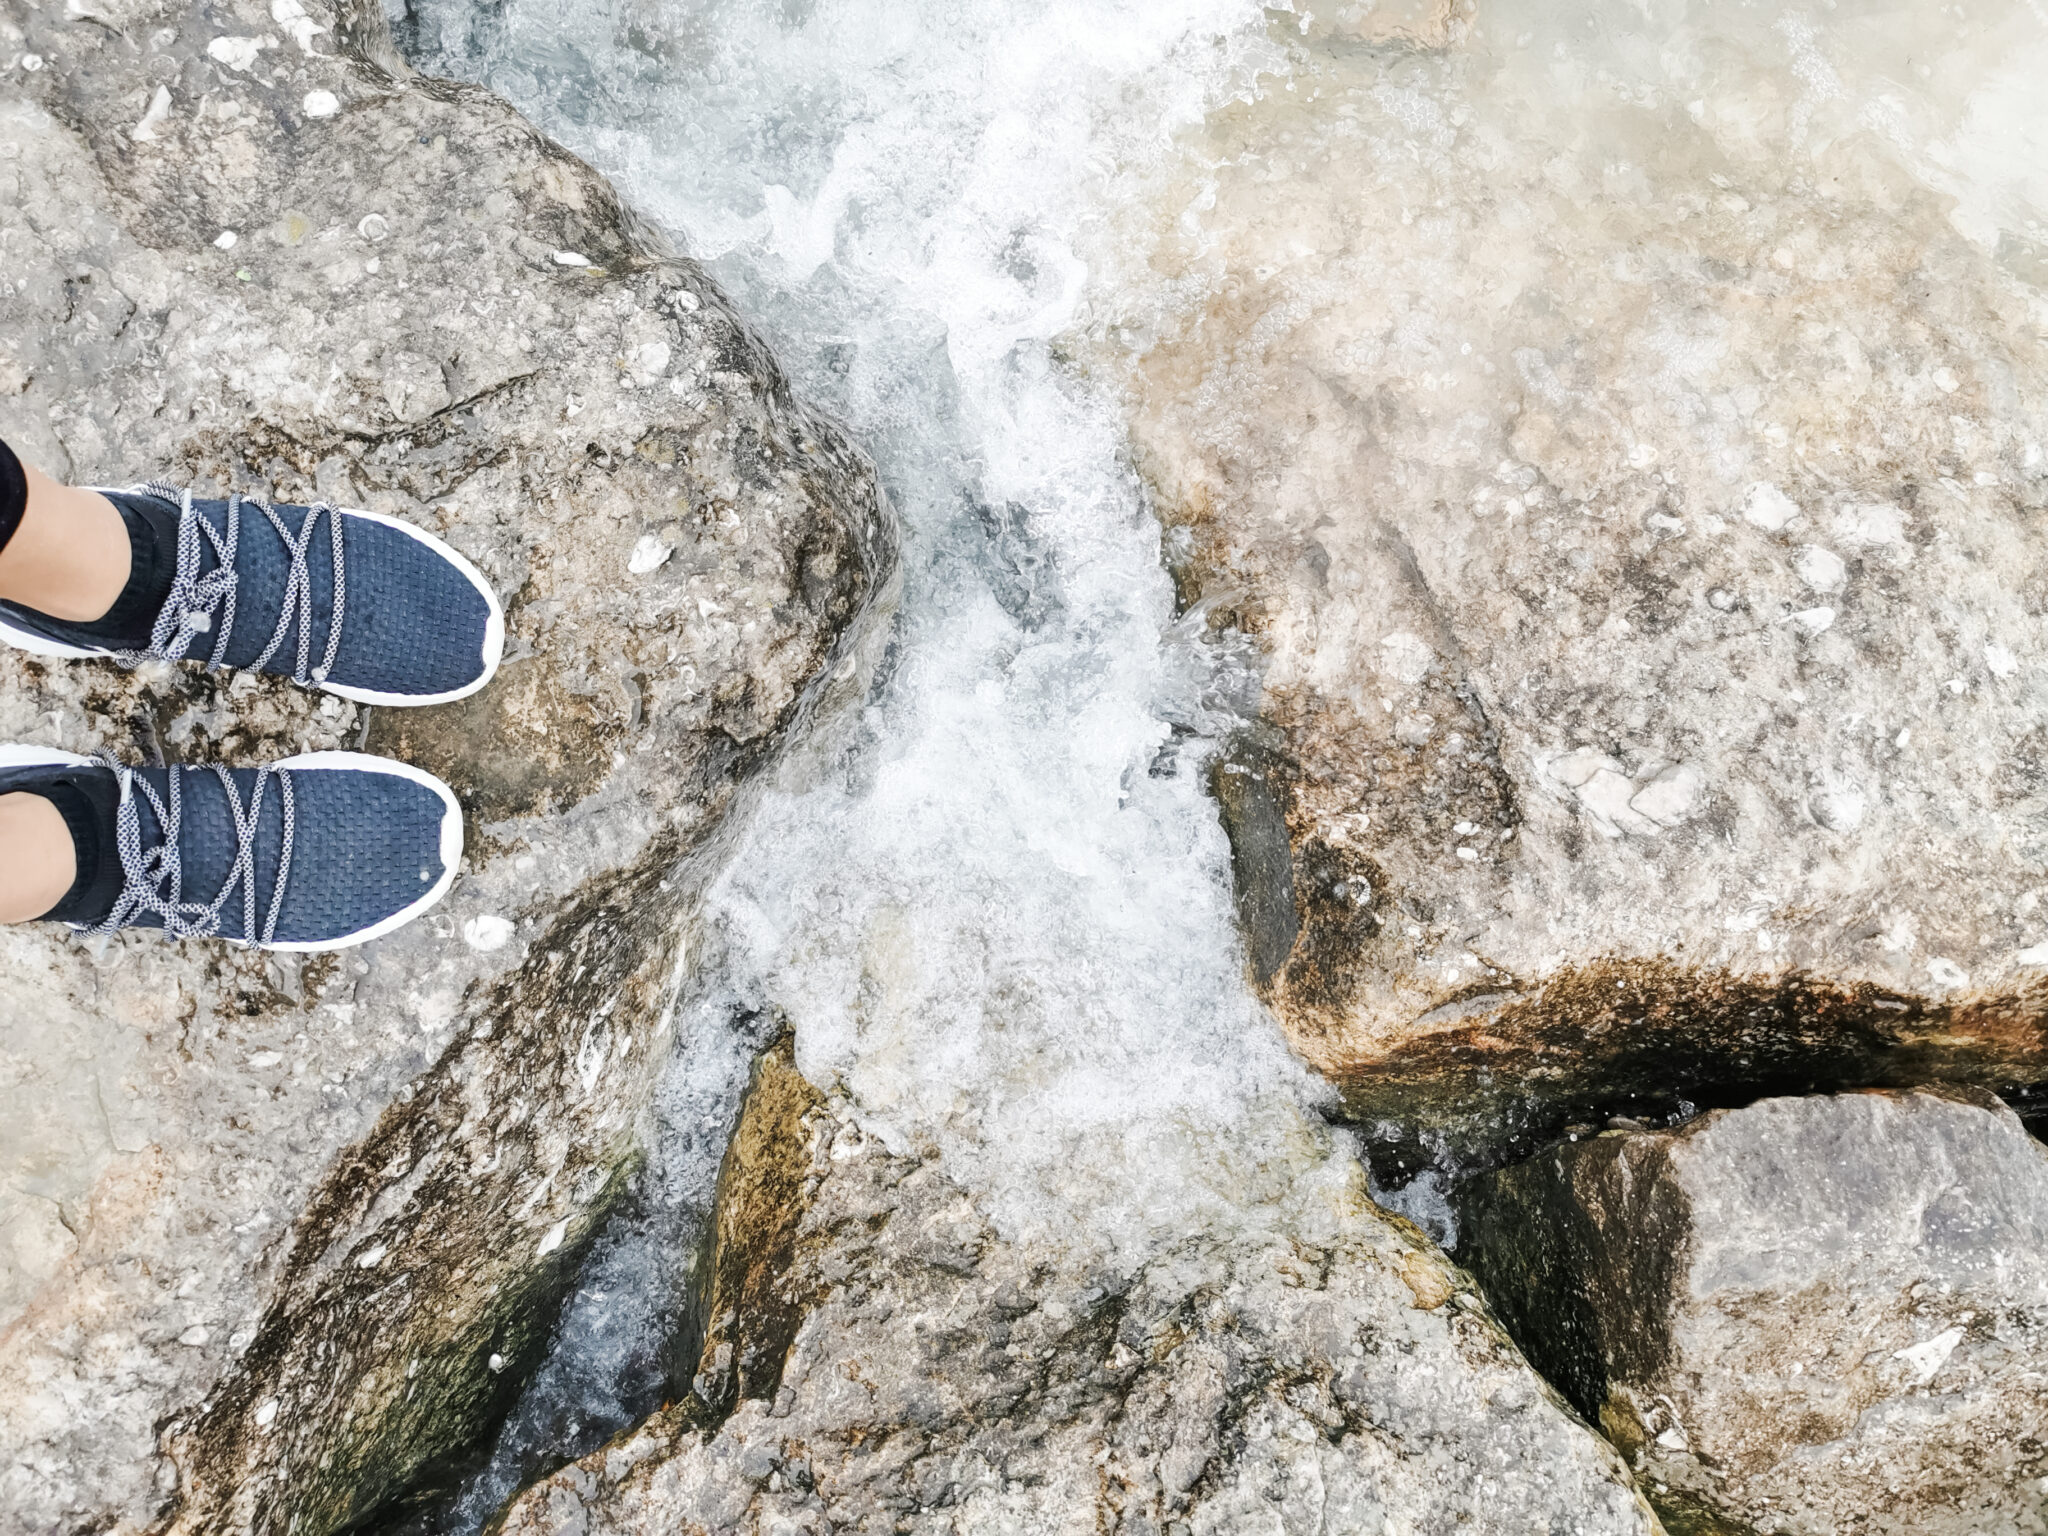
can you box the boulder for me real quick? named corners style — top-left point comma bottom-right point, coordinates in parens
top-left (0, 0), bottom-right (891, 1529)
top-left (1456, 1088), bottom-right (2048, 1535)
top-left (494, 1039), bottom-right (1662, 1536)
top-left (1096, 0), bottom-right (2048, 1167)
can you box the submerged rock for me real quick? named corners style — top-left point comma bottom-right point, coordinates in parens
top-left (1098, 0), bottom-right (2048, 1164)
top-left (496, 1044), bottom-right (1660, 1536)
top-left (0, 0), bottom-right (891, 1529)
top-left (1456, 1088), bottom-right (2048, 1535)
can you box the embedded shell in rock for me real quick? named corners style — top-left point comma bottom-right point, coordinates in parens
top-left (0, 0), bottom-right (892, 1529)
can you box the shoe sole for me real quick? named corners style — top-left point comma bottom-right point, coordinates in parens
top-left (0, 502), bottom-right (507, 709)
top-left (0, 745), bottom-right (463, 953)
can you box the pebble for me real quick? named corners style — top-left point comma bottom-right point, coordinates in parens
top-left (302, 90), bottom-right (339, 118)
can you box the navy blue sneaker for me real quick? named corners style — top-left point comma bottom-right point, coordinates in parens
top-left (0, 745), bottom-right (463, 951)
top-left (0, 483), bottom-right (504, 706)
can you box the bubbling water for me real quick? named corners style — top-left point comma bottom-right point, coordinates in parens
top-left (402, 0), bottom-right (1336, 1257)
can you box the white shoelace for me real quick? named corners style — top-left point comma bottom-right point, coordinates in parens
top-left (119, 483), bottom-right (348, 688)
top-left (81, 756), bottom-right (298, 946)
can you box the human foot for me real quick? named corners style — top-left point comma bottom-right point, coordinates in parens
top-left (0, 481), bottom-right (505, 706)
top-left (0, 745), bottom-right (462, 951)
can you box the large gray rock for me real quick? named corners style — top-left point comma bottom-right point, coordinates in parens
top-left (1457, 1089), bottom-right (2048, 1535)
top-left (0, 0), bottom-right (891, 1530)
top-left (493, 1041), bottom-right (1661, 1536)
top-left (1091, 0), bottom-right (2048, 1166)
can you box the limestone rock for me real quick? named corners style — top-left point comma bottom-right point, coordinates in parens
top-left (0, 0), bottom-right (891, 1529)
top-left (494, 1050), bottom-right (1660, 1536)
top-left (1456, 1089), bottom-right (2048, 1536)
top-left (1095, 0), bottom-right (2048, 1166)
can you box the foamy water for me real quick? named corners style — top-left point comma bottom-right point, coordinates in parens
top-left (393, 0), bottom-right (1335, 1519)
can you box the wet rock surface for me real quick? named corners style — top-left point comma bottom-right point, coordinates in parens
top-left (496, 1048), bottom-right (1659, 1536)
top-left (1457, 1088), bottom-right (2048, 1536)
top-left (1098, 1), bottom-right (2048, 1165)
top-left (0, 0), bottom-right (890, 1529)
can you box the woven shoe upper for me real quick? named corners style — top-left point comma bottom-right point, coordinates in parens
top-left (6, 758), bottom-right (457, 948)
top-left (0, 489), bottom-right (501, 702)
top-left (157, 492), bottom-right (498, 700)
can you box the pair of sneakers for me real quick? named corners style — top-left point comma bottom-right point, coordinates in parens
top-left (2, 483), bottom-right (504, 951)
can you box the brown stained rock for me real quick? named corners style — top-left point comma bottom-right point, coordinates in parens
top-left (495, 1097), bottom-right (1661, 1536)
top-left (1455, 1089), bottom-right (2048, 1536)
top-left (1088, 8), bottom-right (2048, 1161)
top-left (686, 1034), bottom-right (825, 1421)
top-left (0, 0), bottom-right (894, 1529)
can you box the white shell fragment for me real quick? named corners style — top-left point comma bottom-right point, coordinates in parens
top-left (628, 535), bottom-right (675, 574)
top-left (130, 84), bottom-right (172, 142)
top-left (205, 35), bottom-right (268, 71)
top-left (462, 914), bottom-right (516, 952)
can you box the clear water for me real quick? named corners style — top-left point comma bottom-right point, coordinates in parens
top-left (390, 0), bottom-right (2048, 1522)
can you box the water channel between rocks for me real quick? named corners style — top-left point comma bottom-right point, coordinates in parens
top-left (381, 0), bottom-right (2048, 1523)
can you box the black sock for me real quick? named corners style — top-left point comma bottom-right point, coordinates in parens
top-left (33, 774), bottom-right (122, 926)
top-left (71, 492), bottom-right (180, 649)
top-left (0, 476), bottom-right (178, 650)
top-left (0, 438), bottom-right (24, 556)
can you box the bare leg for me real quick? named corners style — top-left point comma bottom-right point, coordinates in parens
top-left (0, 458), bottom-right (131, 622)
top-left (0, 792), bottom-right (77, 922)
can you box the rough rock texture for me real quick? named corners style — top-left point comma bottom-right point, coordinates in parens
top-left (1457, 1089), bottom-right (2048, 1536)
top-left (495, 1053), bottom-right (1660, 1536)
top-left (0, 0), bottom-right (891, 1529)
top-left (1098, 1), bottom-right (2048, 1165)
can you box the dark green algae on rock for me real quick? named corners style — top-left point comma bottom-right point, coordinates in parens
top-left (0, 0), bottom-right (893, 1529)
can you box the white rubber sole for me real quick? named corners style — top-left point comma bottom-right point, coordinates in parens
top-left (0, 745), bottom-right (463, 953)
top-left (0, 500), bottom-right (506, 708)
top-left (0, 744), bottom-right (94, 770)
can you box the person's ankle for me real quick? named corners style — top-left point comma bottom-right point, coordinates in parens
top-left (0, 463), bottom-right (134, 622)
top-left (0, 789), bottom-right (78, 923)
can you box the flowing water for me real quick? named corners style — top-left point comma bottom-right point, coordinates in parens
top-left (387, 0), bottom-right (2048, 1521)
top-left (390, 0), bottom-right (1336, 1520)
